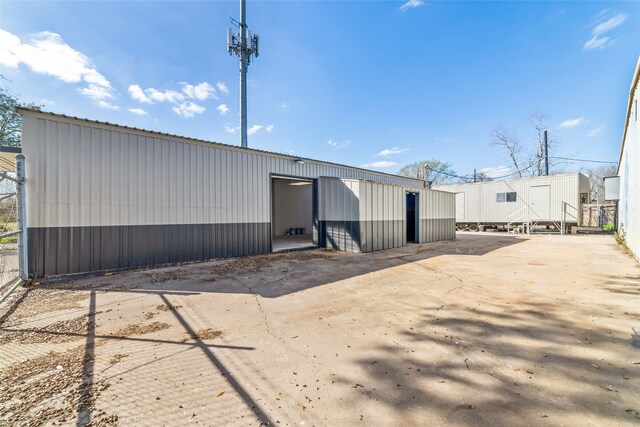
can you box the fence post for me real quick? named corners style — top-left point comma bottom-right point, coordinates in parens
top-left (16, 154), bottom-right (28, 280)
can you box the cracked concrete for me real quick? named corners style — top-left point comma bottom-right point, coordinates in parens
top-left (1, 233), bottom-right (640, 426)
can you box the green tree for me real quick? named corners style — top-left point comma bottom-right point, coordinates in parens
top-left (0, 87), bottom-right (41, 147)
top-left (397, 159), bottom-right (458, 185)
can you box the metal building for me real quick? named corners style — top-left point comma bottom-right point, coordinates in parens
top-left (617, 56), bottom-right (640, 259)
top-left (434, 173), bottom-right (590, 233)
top-left (19, 109), bottom-right (456, 277)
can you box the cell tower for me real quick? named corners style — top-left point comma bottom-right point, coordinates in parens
top-left (227, 0), bottom-right (259, 148)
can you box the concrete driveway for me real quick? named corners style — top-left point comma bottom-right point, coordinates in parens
top-left (1, 233), bottom-right (639, 426)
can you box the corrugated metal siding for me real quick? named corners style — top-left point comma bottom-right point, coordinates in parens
top-left (434, 174), bottom-right (586, 224)
top-left (619, 80), bottom-right (640, 259)
top-left (21, 111), bottom-right (454, 276)
top-left (418, 189), bottom-right (456, 242)
top-left (358, 181), bottom-right (405, 252)
top-left (317, 177), bottom-right (361, 252)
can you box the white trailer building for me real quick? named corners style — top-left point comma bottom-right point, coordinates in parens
top-left (435, 173), bottom-right (590, 232)
top-left (617, 56), bottom-right (640, 259)
top-left (19, 109), bottom-right (456, 278)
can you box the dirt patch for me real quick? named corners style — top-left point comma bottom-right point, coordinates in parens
top-left (0, 313), bottom-right (91, 345)
top-left (0, 343), bottom-right (116, 426)
top-left (0, 287), bottom-right (89, 327)
top-left (144, 311), bottom-right (155, 320)
top-left (146, 271), bottom-right (185, 284)
top-left (108, 322), bottom-right (170, 338)
top-left (156, 304), bottom-right (182, 312)
top-left (200, 251), bottom-right (325, 281)
top-left (108, 353), bottom-right (129, 365)
top-left (181, 328), bottom-right (223, 342)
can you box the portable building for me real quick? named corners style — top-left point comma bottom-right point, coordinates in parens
top-left (18, 109), bottom-right (456, 277)
top-left (434, 173), bottom-right (590, 232)
top-left (617, 56), bottom-right (640, 259)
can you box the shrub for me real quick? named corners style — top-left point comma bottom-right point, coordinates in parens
top-left (602, 223), bottom-right (615, 232)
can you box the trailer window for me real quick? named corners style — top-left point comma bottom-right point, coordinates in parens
top-left (497, 192), bottom-right (517, 202)
top-left (580, 192), bottom-right (589, 203)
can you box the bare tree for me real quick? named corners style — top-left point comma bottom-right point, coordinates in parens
top-left (584, 164), bottom-right (618, 203)
top-left (491, 113), bottom-right (557, 178)
top-left (490, 127), bottom-right (524, 178)
top-left (397, 159), bottom-right (458, 185)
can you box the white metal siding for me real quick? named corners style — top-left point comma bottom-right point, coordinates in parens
top-left (418, 189), bottom-right (456, 242)
top-left (434, 174), bottom-right (586, 224)
top-left (619, 77), bottom-right (640, 259)
top-left (21, 112), bottom-right (423, 229)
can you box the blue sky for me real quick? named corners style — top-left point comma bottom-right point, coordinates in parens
top-left (0, 1), bottom-right (638, 178)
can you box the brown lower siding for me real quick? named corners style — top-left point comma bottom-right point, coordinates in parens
top-left (27, 223), bottom-right (271, 278)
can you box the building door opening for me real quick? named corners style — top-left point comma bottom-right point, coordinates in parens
top-left (271, 176), bottom-right (315, 252)
top-left (530, 185), bottom-right (551, 220)
top-left (406, 192), bottom-right (419, 243)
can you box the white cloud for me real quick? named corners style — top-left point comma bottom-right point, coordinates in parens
top-left (128, 108), bottom-right (148, 116)
top-left (327, 139), bottom-right (351, 149)
top-left (147, 88), bottom-right (185, 103)
top-left (172, 101), bottom-right (205, 118)
top-left (224, 124), bottom-right (272, 134)
top-left (584, 12), bottom-right (627, 51)
top-left (181, 82), bottom-right (216, 100)
top-left (128, 85), bottom-right (152, 103)
top-left (96, 100), bottom-right (120, 110)
top-left (224, 124), bottom-right (238, 133)
top-left (0, 29), bottom-right (114, 105)
top-left (584, 36), bottom-right (610, 50)
top-left (216, 82), bottom-right (229, 94)
top-left (216, 104), bottom-right (229, 115)
top-left (362, 161), bottom-right (398, 169)
top-left (78, 84), bottom-right (113, 101)
top-left (587, 124), bottom-right (605, 137)
top-left (558, 117), bottom-right (587, 129)
top-left (279, 102), bottom-right (289, 110)
top-left (248, 125), bottom-right (264, 135)
top-left (400, 0), bottom-right (423, 11)
top-left (377, 147), bottom-right (409, 157)
top-left (593, 13), bottom-right (627, 35)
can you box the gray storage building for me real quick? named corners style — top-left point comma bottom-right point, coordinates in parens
top-left (19, 109), bottom-right (456, 277)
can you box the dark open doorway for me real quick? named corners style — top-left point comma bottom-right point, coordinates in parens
top-left (406, 192), bottom-right (419, 243)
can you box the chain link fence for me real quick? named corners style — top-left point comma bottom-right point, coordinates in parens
top-left (0, 153), bottom-right (21, 298)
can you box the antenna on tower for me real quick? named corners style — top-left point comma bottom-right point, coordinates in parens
top-left (227, 0), bottom-right (260, 148)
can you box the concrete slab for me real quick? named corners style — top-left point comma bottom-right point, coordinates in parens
top-left (1, 233), bottom-right (639, 426)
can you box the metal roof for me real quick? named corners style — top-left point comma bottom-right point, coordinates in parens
top-left (17, 107), bottom-right (424, 185)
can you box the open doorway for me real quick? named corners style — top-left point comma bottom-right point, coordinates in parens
top-left (271, 176), bottom-right (315, 252)
top-left (406, 192), bottom-right (419, 243)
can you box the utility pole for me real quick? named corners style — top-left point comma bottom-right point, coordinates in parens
top-left (227, 0), bottom-right (259, 148)
top-left (544, 130), bottom-right (549, 176)
top-left (473, 168), bottom-right (477, 183)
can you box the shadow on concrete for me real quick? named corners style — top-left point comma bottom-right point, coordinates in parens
top-left (338, 300), bottom-right (639, 426)
top-left (34, 233), bottom-right (527, 300)
top-left (602, 274), bottom-right (640, 296)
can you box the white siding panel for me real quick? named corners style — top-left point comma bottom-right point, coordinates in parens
top-left (435, 174), bottom-right (586, 224)
top-left (619, 74), bottom-right (640, 259)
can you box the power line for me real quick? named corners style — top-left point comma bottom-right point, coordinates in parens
top-left (549, 156), bottom-right (617, 165)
